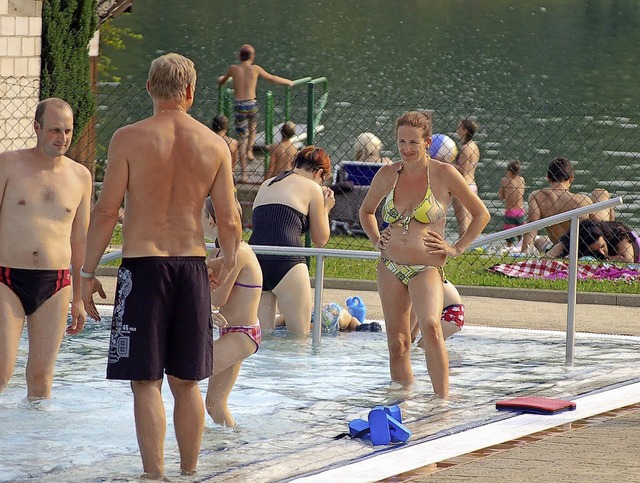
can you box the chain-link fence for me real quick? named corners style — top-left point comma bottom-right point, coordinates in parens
top-left (4, 76), bottom-right (640, 274)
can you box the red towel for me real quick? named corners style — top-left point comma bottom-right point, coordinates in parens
top-left (489, 260), bottom-right (640, 281)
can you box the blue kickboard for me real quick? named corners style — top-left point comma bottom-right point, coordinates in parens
top-left (387, 414), bottom-right (412, 443)
top-left (383, 404), bottom-right (402, 423)
top-left (348, 418), bottom-right (370, 440)
top-left (368, 408), bottom-right (391, 445)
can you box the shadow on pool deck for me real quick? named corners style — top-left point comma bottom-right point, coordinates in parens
top-left (93, 272), bottom-right (640, 482)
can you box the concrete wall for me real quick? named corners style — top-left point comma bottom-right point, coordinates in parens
top-left (0, 0), bottom-right (42, 151)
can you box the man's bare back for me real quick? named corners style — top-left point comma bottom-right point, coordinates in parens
top-left (225, 63), bottom-right (261, 101)
top-left (103, 111), bottom-right (236, 258)
top-left (521, 157), bottom-right (613, 254)
top-left (82, 53), bottom-right (242, 479)
top-left (266, 139), bottom-right (297, 179)
top-left (498, 174), bottom-right (525, 213)
top-left (528, 188), bottom-right (593, 243)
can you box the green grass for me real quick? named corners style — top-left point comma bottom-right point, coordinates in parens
top-left (103, 230), bottom-right (639, 295)
top-left (315, 235), bottom-right (639, 295)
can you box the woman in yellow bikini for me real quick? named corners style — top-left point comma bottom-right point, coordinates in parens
top-left (359, 111), bottom-right (489, 398)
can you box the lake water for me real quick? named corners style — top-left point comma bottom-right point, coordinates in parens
top-left (100, 1), bottom-right (640, 234)
top-left (105, 0), bottom-right (640, 107)
top-left (1, 306), bottom-right (639, 482)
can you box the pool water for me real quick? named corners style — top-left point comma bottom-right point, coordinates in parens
top-left (1, 306), bottom-right (639, 482)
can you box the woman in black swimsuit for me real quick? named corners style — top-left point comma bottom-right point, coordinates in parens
top-left (249, 146), bottom-right (335, 336)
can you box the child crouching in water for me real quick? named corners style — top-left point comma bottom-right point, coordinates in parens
top-left (204, 196), bottom-right (263, 427)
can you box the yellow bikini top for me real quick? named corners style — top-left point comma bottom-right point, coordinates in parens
top-left (382, 163), bottom-right (446, 226)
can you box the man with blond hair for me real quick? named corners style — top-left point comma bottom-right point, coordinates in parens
top-left (82, 53), bottom-right (241, 479)
top-left (0, 97), bottom-right (92, 399)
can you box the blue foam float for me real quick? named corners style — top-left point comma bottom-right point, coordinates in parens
top-left (348, 404), bottom-right (412, 446)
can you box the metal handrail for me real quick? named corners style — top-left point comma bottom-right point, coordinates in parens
top-left (99, 196), bottom-right (624, 359)
top-left (285, 76), bottom-right (312, 121)
top-left (469, 197), bottom-right (623, 248)
top-left (259, 76), bottom-right (322, 174)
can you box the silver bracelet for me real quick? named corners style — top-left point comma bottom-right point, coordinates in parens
top-left (79, 267), bottom-right (96, 279)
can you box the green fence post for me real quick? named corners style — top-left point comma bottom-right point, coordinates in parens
top-left (306, 77), bottom-right (329, 147)
top-left (264, 91), bottom-right (274, 176)
top-left (285, 86), bottom-right (291, 122)
top-left (307, 81), bottom-right (315, 147)
top-left (223, 88), bottom-right (233, 120)
top-left (286, 77), bottom-right (311, 123)
top-left (217, 84), bottom-right (224, 114)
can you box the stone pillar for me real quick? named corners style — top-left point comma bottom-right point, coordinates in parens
top-left (0, 0), bottom-right (42, 152)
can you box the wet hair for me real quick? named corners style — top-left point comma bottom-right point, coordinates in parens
top-left (459, 118), bottom-right (477, 144)
top-left (547, 157), bottom-right (574, 183)
top-left (211, 115), bottom-right (229, 134)
top-left (239, 44), bottom-right (254, 61)
top-left (569, 219), bottom-right (607, 259)
top-left (507, 160), bottom-right (522, 175)
top-left (560, 219), bottom-right (636, 260)
top-left (147, 53), bottom-right (197, 101)
top-left (281, 121), bottom-right (296, 140)
top-left (35, 98), bottom-right (73, 126)
top-left (353, 132), bottom-right (383, 161)
top-left (599, 221), bottom-right (636, 259)
top-left (294, 145), bottom-right (331, 179)
top-left (395, 111), bottom-right (433, 140)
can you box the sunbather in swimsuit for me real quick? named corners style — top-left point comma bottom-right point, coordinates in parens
top-left (380, 164), bottom-right (446, 285)
top-left (630, 230), bottom-right (640, 263)
top-left (0, 267), bottom-right (71, 315)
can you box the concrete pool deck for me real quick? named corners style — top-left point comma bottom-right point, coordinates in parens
top-left (94, 273), bottom-right (640, 482)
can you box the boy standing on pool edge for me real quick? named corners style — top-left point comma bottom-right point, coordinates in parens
top-left (218, 43), bottom-right (294, 182)
top-left (81, 53), bottom-right (241, 479)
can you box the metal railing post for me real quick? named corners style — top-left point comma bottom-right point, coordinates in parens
top-left (285, 77), bottom-right (312, 123)
top-left (565, 216), bottom-right (580, 365)
top-left (312, 255), bottom-right (326, 351)
top-left (306, 77), bottom-right (329, 147)
top-left (99, 198), bottom-right (624, 361)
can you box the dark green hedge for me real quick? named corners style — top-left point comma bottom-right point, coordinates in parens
top-left (40, 0), bottom-right (97, 143)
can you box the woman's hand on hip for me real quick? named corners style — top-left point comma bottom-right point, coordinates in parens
top-left (423, 230), bottom-right (460, 257)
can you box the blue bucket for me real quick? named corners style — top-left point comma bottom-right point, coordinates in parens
top-left (346, 296), bottom-right (366, 323)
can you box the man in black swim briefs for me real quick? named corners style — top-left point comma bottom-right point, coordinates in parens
top-left (82, 54), bottom-right (241, 479)
top-left (0, 98), bottom-right (93, 399)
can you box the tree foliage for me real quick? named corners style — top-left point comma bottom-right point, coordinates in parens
top-left (98, 20), bottom-right (142, 82)
top-left (41, 0), bottom-right (98, 144)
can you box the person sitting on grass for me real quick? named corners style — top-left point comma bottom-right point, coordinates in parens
top-left (265, 121), bottom-right (298, 179)
top-left (545, 219), bottom-right (640, 263)
top-left (211, 115), bottom-right (239, 171)
top-left (521, 157), bottom-right (613, 255)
